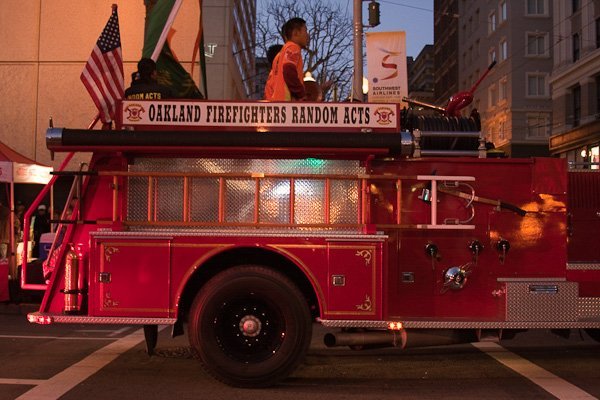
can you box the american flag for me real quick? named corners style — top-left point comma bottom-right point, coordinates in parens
top-left (80, 5), bottom-right (124, 124)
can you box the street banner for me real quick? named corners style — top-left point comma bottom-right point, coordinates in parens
top-left (365, 31), bottom-right (408, 105)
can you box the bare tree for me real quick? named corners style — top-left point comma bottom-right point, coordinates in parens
top-left (257, 0), bottom-right (354, 101)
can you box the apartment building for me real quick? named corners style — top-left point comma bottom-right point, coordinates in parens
top-left (408, 44), bottom-right (435, 105)
top-left (456, 0), bottom-right (553, 157)
top-left (549, 0), bottom-right (600, 168)
top-left (434, 0), bottom-right (459, 105)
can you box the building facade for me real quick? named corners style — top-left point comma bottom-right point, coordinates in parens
top-left (0, 0), bottom-right (256, 168)
top-left (457, 0), bottom-right (554, 157)
top-left (549, 0), bottom-right (600, 168)
top-left (408, 44), bottom-right (435, 105)
top-left (434, 0), bottom-right (459, 105)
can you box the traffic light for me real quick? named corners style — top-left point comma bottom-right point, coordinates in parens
top-left (368, 1), bottom-right (380, 27)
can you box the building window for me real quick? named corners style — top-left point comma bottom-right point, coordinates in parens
top-left (527, 73), bottom-right (547, 97)
top-left (499, 1), bottom-right (507, 23)
top-left (526, 114), bottom-right (550, 138)
top-left (596, 76), bottom-right (600, 115)
top-left (489, 11), bottom-right (497, 33)
top-left (526, 0), bottom-right (545, 15)
top-left (499, 77), bottom-right (508, 101)
top-left (500, 121), bottom-right (506, 140)
top-left (596, 18), bottom-right (600, 48)
top-left (572, 85), bottom-right (581, 127)
top-left (489, 47), bottom-right (497, 64)
top-left (488, 84), bottom-right (498, 107)
top-left (499, 39), bottom-right (508, 61)
top-left (526, 32), bottom-right (548, 56)
top-left (573, 33), bottom-right (580, 62)
top-left (572, 0), bottom-right (580, 13)
top-left (591, 146), bottom-right (599, 170)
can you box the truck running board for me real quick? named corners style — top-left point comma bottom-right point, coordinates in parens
top-left (27, 312), bottom-right (177, 325)
top-left (319, 319), bottom-right (600, 330)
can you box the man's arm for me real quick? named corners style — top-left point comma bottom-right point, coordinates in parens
top-left (282, 64), bottom-right (305, 100)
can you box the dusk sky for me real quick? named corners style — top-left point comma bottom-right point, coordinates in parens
top-left (349, 0), bottom-right (434, 58)
top-left (257, 0), bottom-right (434, 58)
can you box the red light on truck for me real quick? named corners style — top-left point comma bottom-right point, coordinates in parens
top-left (27, 314), bottom-right (53, 325)
top-left (388, 322), bottom-right (403, 330)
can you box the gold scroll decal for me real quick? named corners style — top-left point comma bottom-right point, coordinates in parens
top-left (355, 249), bottom-right (372, 266)
top-left (104, 246), bottom-right (120, 263)
top-left (356, 295), bottom-right (372, 312)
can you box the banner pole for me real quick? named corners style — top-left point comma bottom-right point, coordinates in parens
top-left (353, 0), bottom-right (364, 101)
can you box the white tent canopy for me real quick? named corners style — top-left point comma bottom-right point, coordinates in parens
top-left (0, 161), bottom-right (53, 185)
top-left (0, 141), bottom-right (52, 277)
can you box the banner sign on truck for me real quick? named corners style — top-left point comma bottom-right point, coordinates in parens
top-left (118, 100), bottom-right (400, 132)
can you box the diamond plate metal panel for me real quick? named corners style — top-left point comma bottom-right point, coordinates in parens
top-left (28, 312), bottom-right (177, 325)
top-left (127, 158), bottom-right (365, 225)
top-left (319, 319), bottom-right (600, 329)
top-left (578, 297), bottom-right (600, 320)
top-left (567, 263), bottom-right (600, 270)
top-left (127, 176), bottom-right (149, 221)
top-left (190, 178), bottom-right (220, 222)
top-left (330, 179), bottom-right (359, 224)
top-left (294, 179), bottom-right (325, 224)
top-left (129, 158), bottom-right (363, 174)
top-left (259, 178), bottom-right (290, 224)
top-left (506, 282), bottom-right (578, 322)
top-left (225, 179), bottom-right (255, 222)
top-left (155, 177), bottom-right (183, 221)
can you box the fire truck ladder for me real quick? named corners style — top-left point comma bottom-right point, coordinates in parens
top-left (99, 170), bottom-right (478, 231)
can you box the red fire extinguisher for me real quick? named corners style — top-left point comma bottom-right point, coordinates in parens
top-left (63, 244), bottom-right (84, 314)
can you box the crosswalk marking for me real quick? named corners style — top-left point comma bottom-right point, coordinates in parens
top-left (0, 379), bottom-right (45, 386)
top-left (472, 341), bottom-right (598, 400)
top-left (14, 328), bottom-right (148, 400)
top-left (0, 335), bottom-right (114, 340)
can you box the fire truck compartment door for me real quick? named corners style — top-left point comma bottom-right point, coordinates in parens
top-left (90, 238), bottom-right (171, 317)
top-left (326, 242), bottom-right (382, 319)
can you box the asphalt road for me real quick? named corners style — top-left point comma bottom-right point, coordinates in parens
top-left (1, 308), bottom-right (600, 400)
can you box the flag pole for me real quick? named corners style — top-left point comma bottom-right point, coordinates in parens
top-left (150, 0), bottom-right (183, 61)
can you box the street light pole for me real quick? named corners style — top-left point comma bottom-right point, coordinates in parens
top-left (353, 0), bottom-right (363, 101)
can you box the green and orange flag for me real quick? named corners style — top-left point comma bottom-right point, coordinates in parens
top-left (142, 0), bottom-right (206, 99)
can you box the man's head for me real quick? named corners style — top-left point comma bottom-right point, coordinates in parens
top-left (137, 58), bottom-right (157, 81)
top-left (37, 204), bottom-right (47, 214)
top-left (282, 18), bottom-right (309, 49)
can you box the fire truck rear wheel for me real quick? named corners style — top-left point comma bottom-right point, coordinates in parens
top-left (188, 265), bottom-right (312, 387)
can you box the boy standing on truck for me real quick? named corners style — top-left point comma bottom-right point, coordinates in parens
top-left (265, 18), bottom-right (310, 101)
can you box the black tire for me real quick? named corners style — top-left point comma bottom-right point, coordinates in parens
top-left (188, 265), bottom-right (312, 387)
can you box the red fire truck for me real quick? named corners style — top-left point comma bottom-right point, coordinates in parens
top-left (23, 98), bottom-right (600, 387)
